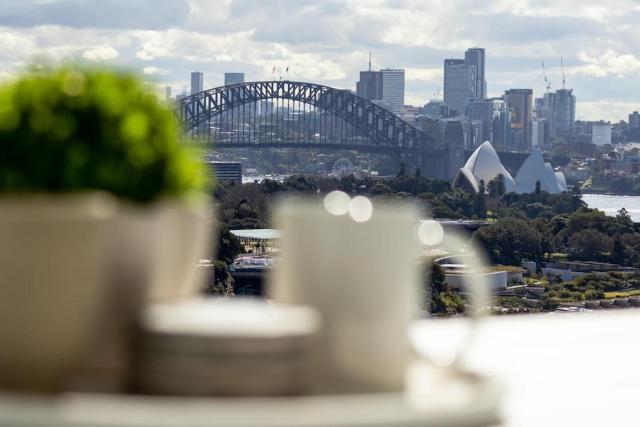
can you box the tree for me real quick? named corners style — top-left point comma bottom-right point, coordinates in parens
top-left (204, 260), bottom-right (234, 296)
top-left (472, 180), bottom-right (487, 218)
top-left (609, 234), bottom-right (626, 265)
top-left (216, 226), bottom-right (244, 264)
top-left (474, 218), bottom-right (544, 265)
top-left (610, 176), bottom-right (634, 195)
top-left (568, 229), bottom-right (609, 261)
top-left (496, 173), bottom-right (506, 196)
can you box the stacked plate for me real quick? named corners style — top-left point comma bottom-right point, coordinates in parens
top-left (130, 299), bottom-right (320, 396)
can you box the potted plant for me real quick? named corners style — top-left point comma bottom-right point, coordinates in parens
top-left (0, 66), bottom-right (213, 392)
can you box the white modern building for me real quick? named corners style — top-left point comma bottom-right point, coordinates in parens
top-left (452, 141), bottom-right (516, 193)
top-left (380, 68), bottom-right (405, 114)
top-left (592, 123), bottom-right (612, 146)
top-left (514, 150), bottom-right (565, 194)
top-left (453, 142), bottom-right (567, 195)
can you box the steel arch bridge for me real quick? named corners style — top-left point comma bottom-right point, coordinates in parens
top-left (175, 80), bottom-right (430, 152)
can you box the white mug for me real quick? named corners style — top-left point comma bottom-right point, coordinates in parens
top-left (269, 195), bottom-right (422, 394)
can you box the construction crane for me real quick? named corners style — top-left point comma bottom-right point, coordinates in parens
top-left (541, 60), bottom-right (551, 93)
top-left (560, 56), bottom-right (566, 89)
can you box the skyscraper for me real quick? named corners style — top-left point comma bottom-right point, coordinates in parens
top-left (224, 72), bottom-right (245, 86)
top-left (380, 68), bottom-right (405, 113)
top-left (443, 59), bottom-right (475, 116)
top-left (504, 89), bottom-right (533, 151)
top-left (552, 89), bottom-right (576, 137)
top-left (165, 86), bottom-right (171, 101)
top-left (190, 71), bottom-right (204, 95)
top-left (356, 71), bottom-right (383, 101)
top-left (630, 111), bottom-right (640, 129)
top-left (466, 99), bottom-right (493, 143)
top-left (465, 47), bottom-right (486, 99)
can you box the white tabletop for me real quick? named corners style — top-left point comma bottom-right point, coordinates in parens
top-left (411, 310), bottom-right (640, 427)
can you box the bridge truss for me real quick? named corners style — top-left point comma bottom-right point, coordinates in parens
top-left (175, 81), bottom-right (430, 152)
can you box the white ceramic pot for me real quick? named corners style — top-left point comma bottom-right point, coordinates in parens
top-left (147, 196), bottom-right (215, 303)
top-left (0, 193), bottom-right (115, 392)
top-left (70, 196), bottom-right (214, 392)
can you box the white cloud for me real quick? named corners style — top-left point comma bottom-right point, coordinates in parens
top-left (0, 0), bottom-right (639, 122)
top-left (81, 45), bottom-right (119, 61)
top-left (405, 68), bottom-right (443, 81)
top-left (572, 50), bottom-right (640, 78)
top-left (142, 66), bottom-right (168, 75)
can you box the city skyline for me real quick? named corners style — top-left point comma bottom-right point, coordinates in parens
top-left (0, 0), bottom-right (639, 122)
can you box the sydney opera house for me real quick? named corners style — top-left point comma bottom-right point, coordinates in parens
top-left (453, 141), bottom-right (567, 194)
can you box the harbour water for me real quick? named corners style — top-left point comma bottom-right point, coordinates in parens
top-left (582, 194), bottom-right (640, 222)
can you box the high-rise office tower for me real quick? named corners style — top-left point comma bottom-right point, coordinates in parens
top-left (224, 72), bottom-right (245, 86)
top-left (491, 98), bottom-right (511, 147)
top-left (504, 89), bottom-right (533, 151)
top-left (552, 89), bottom-right (576, 137)
top-left (165, 86), bottom-right (171, 101)
top-left (465, 47), bottom-right (486, 99)
top-left (443, 59), bottom-right (475, 117)
top-left (190, 71), bottom-right (204, 95)
top-left (356, 71), bottom-right (383, 101)
top-left (380, 68), bottom-right (405, 113)
top-left (630, 111), bottom-right (640, 129)
top-left (466, 99), bottom-right (493, 143)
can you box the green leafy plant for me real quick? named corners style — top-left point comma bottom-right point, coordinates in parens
top-left (0, 66), bottom-right (209, 202)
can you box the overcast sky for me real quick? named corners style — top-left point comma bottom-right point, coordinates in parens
top-left (1, 0), bottom-right (639, 121)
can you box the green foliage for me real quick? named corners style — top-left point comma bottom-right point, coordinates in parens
top-left (474, 218), bottom-right (544, 265)
top-left (203, 260), bottom-right (234, 296)
top-left (0, 66), bottom-right (208, 202)
top-left (216, 226), bottom-right (244, 264)
top-left (567, 229), bottom-right (610, 261)
top-left (427, 263), bottom-right (465, 315)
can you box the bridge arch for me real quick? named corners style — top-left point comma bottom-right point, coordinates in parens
top-left (175, 80), bottom-right (429, 150)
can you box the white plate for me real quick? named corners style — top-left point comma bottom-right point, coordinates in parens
top-left (0, 363), bottom-right (502, 427)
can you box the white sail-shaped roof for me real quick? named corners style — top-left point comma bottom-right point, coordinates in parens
top-left (453, 141), bottom-right (515, 193)
top-left (515, 151), bottom-right (563, 194)
top-left (555, 171), bottom-right (568, 192)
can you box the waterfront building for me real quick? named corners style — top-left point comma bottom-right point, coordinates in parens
top-left (423, 99), bottom-right (449, 118)
top-left (443, 59), bottom-right (474, 116)
top-left (515, 150), bottom-right (564, 194)
top-left (552, 89), bottom-right (576, 137)
top-left (504, 89), bottom-right (533, 151)
top-left (224, 72), bottom-right (245, 86)
top-left (592, 122), bottom-right (612, 146)
top-left (491, 98), bottom-right (511, 147)
top-left (629, 111), bottom-right (640, 128)
top-left (465, 47), bottom-right (486, 99)
top-left (453, 141), bottom-right (516, 193)
top-left (380, 68), bottom-right (405, 113)
top-left (466, 99), bottom-right (493, 143)
top-left (190, 71), bottom-right (204, 95)
top-left (207, 161), bottom-right (242, 182)
top-left (356, 70), bottom-right (383, 101)
top-left (532, 118), bottom-right (547, 148)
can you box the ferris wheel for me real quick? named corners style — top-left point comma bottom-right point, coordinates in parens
top-left (331, 157), bottom-right (355, 178)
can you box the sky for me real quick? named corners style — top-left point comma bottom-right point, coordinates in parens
top-left (0, 0), bottom-right (639, 121)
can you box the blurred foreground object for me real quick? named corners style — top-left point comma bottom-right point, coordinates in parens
top-left (0, 193), bottom-right (115, 391)
top-left (269, 193), bottom-right (421, 393)
top-left (0, 66), bottom-right (213, 392)
top-left (131, 299), bottom-right (320, 396)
